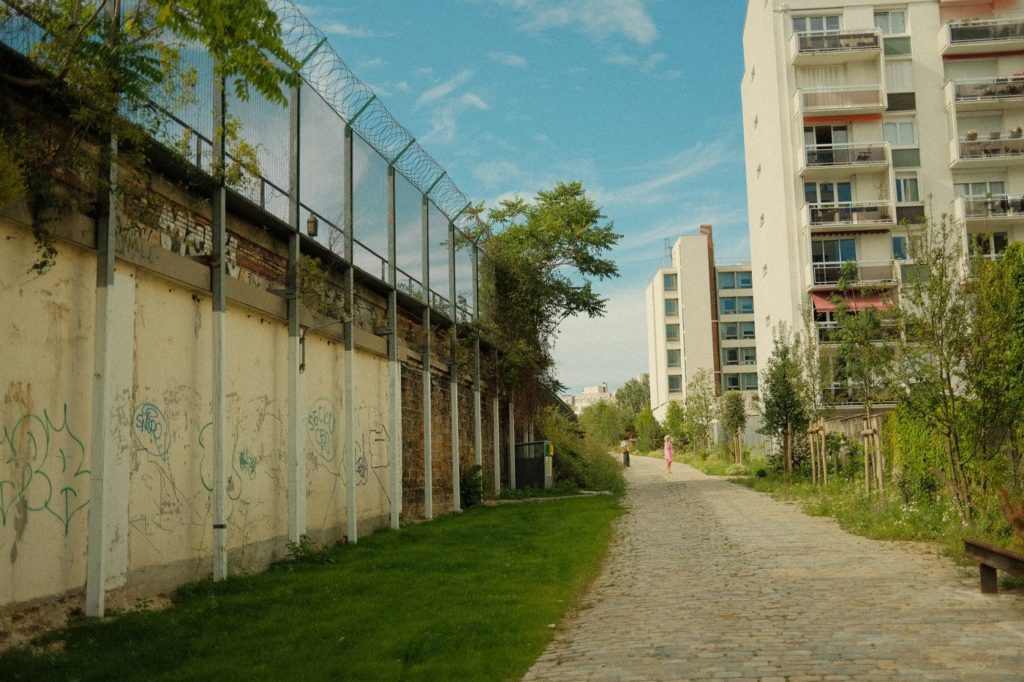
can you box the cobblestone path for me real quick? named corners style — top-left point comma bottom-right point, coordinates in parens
top-left (524, 456), bottom-right (1024, 681)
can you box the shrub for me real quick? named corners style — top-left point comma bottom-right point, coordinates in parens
top-left (460, 464), bottom-right (484, 508)
top-left (540, 407), bottom-right (625, 495)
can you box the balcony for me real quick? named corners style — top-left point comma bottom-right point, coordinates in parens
top-left (940, 18), bottom-right (1024, 56)
top-left (799, 142), bottom-right (890, 180)
top-left (952, 194), bottom-right (1024, 228)
top-left (949, 134), bottom-right (1024, 169)
top-left (815, 319), bottom-right (898, 344)
top-left (794, 84), bottom-right (887, 118)
top-left (809, 260), bottom-right (897, 289)
top-left (790, 28), bottom-right (882, 66)
top-left (802, 201), bottom-right (895, 234)
top-left (944, 78), bottom-right (1024, 113)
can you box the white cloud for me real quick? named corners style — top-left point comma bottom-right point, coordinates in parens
top-left (358, 57), bottom-right (385, 69)
top-left (427, 92), bottom-right (489, 142)
top-left (320, 20), bottom-right (375, 38)
top-left (599, 139), bottom-right (738, 206)
top-left (496, 0), bottom-right (657, 46)
top-left (488, 51), bottom-right (528, 67)
top-left (603, 51), bottom-right (669, 74)
top-left (416, 70), bottom-right (474, 108)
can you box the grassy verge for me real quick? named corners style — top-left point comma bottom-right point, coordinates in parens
top-left (1, 497), bottom-right (623, 681)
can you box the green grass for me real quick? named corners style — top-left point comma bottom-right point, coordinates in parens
top-left (1, 496), bottom-right (623, 681)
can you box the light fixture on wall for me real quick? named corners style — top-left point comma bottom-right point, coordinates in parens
top-left (306, 214), bottom-right (319, 238)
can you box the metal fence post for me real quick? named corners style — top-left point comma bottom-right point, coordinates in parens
top-left (211, 67), bottom-right (229, 581)
top-left (287, 83), bottom-right (305, 543)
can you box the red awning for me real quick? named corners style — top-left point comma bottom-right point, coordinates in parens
top-left (811, 292), bottom-right (892, 312)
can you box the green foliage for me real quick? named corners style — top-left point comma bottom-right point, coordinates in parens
top-left (460, 464), bottom-right (484, 509)
top-left (633, 406), bottom-right (663, 452)
top-left (759, 325), bottom-right (809, 443)
top-left (539, 406), bottom-right (625, 495)
top-left (884, 405), bottom-right (944, 506)
top-left (0, 497), bottom-right (622, 680)
top-left (471, 181), bottom-right (620, 395)
top-left (0, 137), bottom-right (24, 208)
top-left (661, 400), bottom-right (686, 443)
top-left (683, 369), bottom-right (717, 451)
top-left (497, 482), bottom-right (580, 500)
top-left (577, 401), bottom-right (628, 447)
top-left (281, 535), bottom-right (335, 565)
top-left (719, 390), bottom-right (747, 459)
top-left (614, 374), bottom-right (649, 423)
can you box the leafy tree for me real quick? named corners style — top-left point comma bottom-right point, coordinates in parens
top-left (471, 182), bottom-right (621, 402)
top-left (0, 0), bottom-right (301, 270)
top-left (719, 390), bottom-right (747, 464)
top-left (759, 325), bottom-right (808, 481)
top-left (615, 374), bottom-right (649, 424)
top-left (683, 369), bottom-right (717, 454)
top-left (577, 401), bottom-right (628, 447)
top-left (662, 400), bottom-right (686, 444)
top-left (633, 407), bottom-right (663, 452)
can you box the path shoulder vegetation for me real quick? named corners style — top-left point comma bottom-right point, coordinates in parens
top-left (1, 497), bottom-right (622, 681)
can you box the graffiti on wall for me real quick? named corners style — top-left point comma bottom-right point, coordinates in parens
top-left (1, 404), bottom-right (89, 536)
top-left (133, 403), bottom-right (171, 461)
top-left (306, 398), bottom-right (337, 463)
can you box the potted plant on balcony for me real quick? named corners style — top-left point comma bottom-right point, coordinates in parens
top-left (989, 130), bottom-right (1002, 140)
top-left (1010, 125), bottom-right (1022, 139)
top-left (966, 129), bottom-right (978, 141)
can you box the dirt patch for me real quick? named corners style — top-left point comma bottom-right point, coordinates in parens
top-left (0, 591), bottom-right (173, 653)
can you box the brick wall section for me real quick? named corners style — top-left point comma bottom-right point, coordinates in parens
top-left (480, 383), bottom-right (496, 494)
top-left (401, 364), bottom-right (425, 521)
top-left (431, 373), bottom-right (453, 514)
top-left (458, 382), bottom-right (475, 473)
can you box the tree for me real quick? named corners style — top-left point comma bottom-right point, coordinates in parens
top-left (634, 407), bottom-right (664, 452)
top-left (719, 390), bottom-right (747, 464)
top-left (683, 369), bottom-right (717, 454)
top-left (471, 182), bottom-right (621, 400)
top-left (615, 374), bottom-right (649, 424)
top-left (759, 325), bottom-right (808, 481)
top-left (662, 400), bottom-right (686, 444)
top-left (1, 0), bottom-right (301, 271)
top-left (578, 401), bottom-right (628, 447)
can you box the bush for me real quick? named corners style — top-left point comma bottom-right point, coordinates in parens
top-left (725, 463), bottom-right (750, 476)
top-left (460, 464), bottom-right (484, 508)
top-left (540, 407), bottom-right (625, 496)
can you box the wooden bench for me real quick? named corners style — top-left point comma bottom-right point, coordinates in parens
top-left (964, 539), bottom-right (1024, 593)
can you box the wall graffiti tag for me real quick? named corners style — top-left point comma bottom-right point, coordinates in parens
top-left (133, 402), bottom-right (171, 461)
top-left (306, 398), bottom-right (337, 463)
top-left (0, 404), bottom-right (89, 535)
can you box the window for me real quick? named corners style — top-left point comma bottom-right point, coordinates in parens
top-left (724, 374), bottom-right (741, 391)
top-left (717, 272), bottom-right (735, 290)
top-left (804, 125), bottom-right (849, 148)
top-left (740, 347), bottom-right (757, 365)
top-left (668, 375), bottom-right (683, 393)
top-left (805, 181), bottom-right (852, 204)
top-left (811, 238), bottom-right (857, 263)
top-left (883, 120), bottom-right (916, 146)
top-left (738, 296), bottom-right (754, 314)
top-left (667, 349), bottom-right (681, 367)
top-left (954, 180), bottom-right (1005, 198)
top-left (721, 322), bottom-right (738, 340)
top-left (740, 321), bottom-right (756, 339)
top-left (742, 373), bottom-right (759, 391)
top-left (971, 232), bottom-right (1010, 256)
top-left (737, 271), bottom-right (753, 288)
top-left (663, 273), bottom-right (677, 291)
top-left (723, 348), bottom-right (740, 366)
top-left (792, 15), bottom-right (840, 33)
top-left (664, 298), bottom-right (678, 316)
top-left (895, 175), bottom-right (919, 203)
top-left (883, 36), bottom-right (912, 56)
top-left (719, 297), bottom-right (736, 315)
top-left (892, 236), bottom-right (908, 261)
top-left (885, 61), bottom-right (914, 94)
top-left (666, 323), bottom-right (680, 342)
top-left (874, 10), bottom-right (906, 34)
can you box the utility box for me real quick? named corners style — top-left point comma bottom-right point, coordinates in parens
top-left (513, 440), bottom-right (553, 489)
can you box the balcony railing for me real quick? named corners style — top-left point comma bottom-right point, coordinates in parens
top-left (790, 28), bottom-right (881, 64)
top-left (804, 201), bottom-right (895, 228)
top-left (816, 319), bottom-right (898, 343)
top-left (946, 77), bottom-right (1024, 109)
top-left (953, 193), bottom-right (1024, 223)
top-left (803, 142), bottom-right (888, 170)
top-left (810, 260), bottom-right (896, 287)
top-left (941, 18), bottom-right (1024, 55)
top-left (952, 135), bottom-right (1024, 164)
top-left (795, 85), bottom-right (886, 116)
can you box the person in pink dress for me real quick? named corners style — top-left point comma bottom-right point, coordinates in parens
top-left (664, 434), bottom-right (673, 474)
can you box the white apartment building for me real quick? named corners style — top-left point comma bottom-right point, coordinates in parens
top-left (742, 0), bottom-right (1024, 398)
top-left (645, 226), bottom-right (760, 424)
top-left (564, 382), bottom-right (614, 415)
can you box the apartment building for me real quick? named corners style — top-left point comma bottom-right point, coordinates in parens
top-left (563, 382), bottom-right (615, 415)
top-left (645, 226), bottom-right (760, 423)
top-left (741, 0), bottom-right (1024, 400)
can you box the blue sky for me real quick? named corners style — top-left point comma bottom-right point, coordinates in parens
top-left (300, 0), bottom-right (750, 393)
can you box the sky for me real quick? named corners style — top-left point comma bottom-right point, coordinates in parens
top-left (299, 0), bottom-right (751, 394)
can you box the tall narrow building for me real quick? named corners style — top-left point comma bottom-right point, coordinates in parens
top-left (742, 0), bottom-right (1024, 407)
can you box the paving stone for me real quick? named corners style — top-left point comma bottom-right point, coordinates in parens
top-left (523, 457), bottom-right (1024, 681)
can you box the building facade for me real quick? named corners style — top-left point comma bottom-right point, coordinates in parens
top-left (564, 382), bottom-right (615, 415)
top-left (742, 0), bottom-right (1024, 397)
top-left (645, 226), bottom-right (760, 426)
